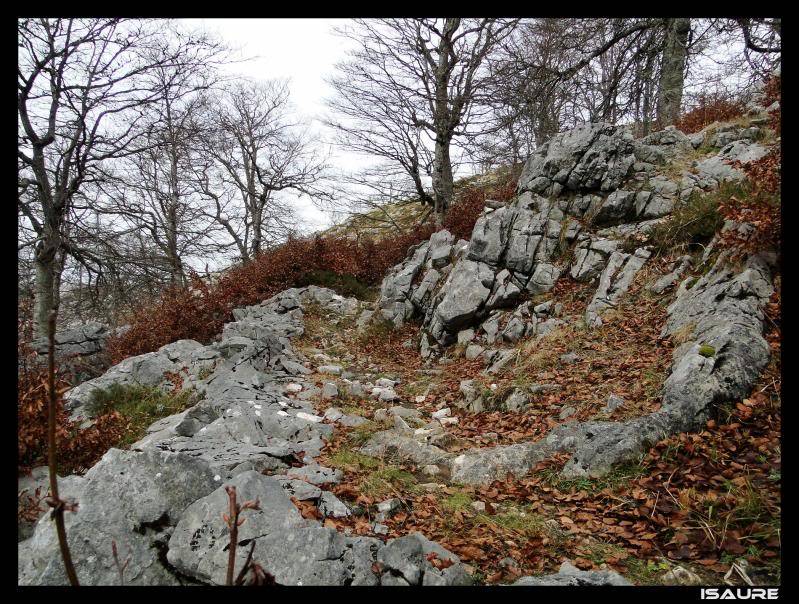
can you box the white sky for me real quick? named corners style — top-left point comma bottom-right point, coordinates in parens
top-left (181, 18), bottom-right (360, 233)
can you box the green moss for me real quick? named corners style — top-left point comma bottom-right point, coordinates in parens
top-left (698, 344), bottom-right (716, 357)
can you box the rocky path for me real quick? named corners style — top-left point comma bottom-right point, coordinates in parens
top-left (19, 115), bottom-right (780, 586)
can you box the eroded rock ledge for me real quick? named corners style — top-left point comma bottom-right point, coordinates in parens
top-left (19, 286), bottom-right (473, 586)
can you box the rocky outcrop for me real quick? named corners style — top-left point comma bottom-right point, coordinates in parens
top-left (30, 321), bottom-right (124, 382)
top-left (19, 286), bottom-right (473, 586)
top-left (584, 247), bottom-right (651, 327)
top-left (447, 251), bottom-right (774, 484)
top-left (376, 119), bottom-right (773, 354)
top-left (19, 449), bottom-right (219, 585)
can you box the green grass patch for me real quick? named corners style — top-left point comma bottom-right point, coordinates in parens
top-left (327, 448), bottom-right (380, 472)
top-left (475, 506), bottom-right (545, 537)
top-left (643, 183), bottom-right (737, 254)
top-left (342, 404), bottom-right (369, 417)
top-left (540, 460), bottom-right (648, 494)
top-left (345, 421), bottom-right (383, 447)
top-left (357, 315), bottom-right (397, 345)
top-left (360, 465), bottom-right (419, 499)
top-left (442, 491), bottom-right (474, 513)
top-left (86, 383), bottom-right (198, 447)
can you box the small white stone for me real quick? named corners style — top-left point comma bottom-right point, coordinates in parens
top-left (199, 427), bottom-right (207, 433)
top-left (213, 475), bottom-right (221, 481)
top-left (438, 417), bottom-right (458, 425)
top-left (490, 383), bottom-right (497, 391)
top-left (431, 407), bottom-right (451, 419)
top-left (296, 411), bottom-right (323, 423)
top-left (155, 473), bottom-right (162, 478)
top-left (255, 410), bottom-right (261, 417)
top-left (415, 395), bottom-right (426, 403)
top-left (254, 404), bottom-right (262, 410)
top-left (278, 400), bottom-right (288, 407)
top-left (277, 410), bottom-right (289, 416)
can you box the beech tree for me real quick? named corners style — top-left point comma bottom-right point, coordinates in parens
top-left (656, 18), bottom-right (691, 126)
top-left (99, 35), bottom-right (231, 288)
top-left (17, 18), bottom-right (224, 336)
top-left (327, 18), bottom-right (518, 224)
top-left (195, 80), bottom-right (330, 262)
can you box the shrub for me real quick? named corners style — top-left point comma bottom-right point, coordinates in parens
top-left (86, 383), bottom-right (198, 447)
top-left (103, 169), bottom-right (514, 365)
top-left (675, 94), bottom-right (745, 134)
top-left (761, 74), bottom-right (781, 132)
top-left (720, 148), bottom-right (781, 259)
top-left (106, 228), bottom-right (434, 362)
top-left (17, 346), bottom-right (127, 476)
top-left (444, 175), bottom-right (517, 241)
top-left (294, 270), bottom-right (374, 301)
top-left (644, 186), bottom-right (728, 254)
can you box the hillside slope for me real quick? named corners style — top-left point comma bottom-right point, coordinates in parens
top-left (18, 111), bottom-right (780, 586)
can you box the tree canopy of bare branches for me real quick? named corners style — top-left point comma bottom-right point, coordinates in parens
top-left (326, 18), bottom-right (518, 224)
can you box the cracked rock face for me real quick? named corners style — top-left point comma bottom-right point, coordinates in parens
top-left (375, 122), bottom-right (652, 346)
top-left (376, 118), bottom-right (775, 353)
top-left (18, 449), bottom-right (220, 586)
top-left (20, 285), bottom-right (474, 587)
top-left (167, 471), bottom-right (310, 584)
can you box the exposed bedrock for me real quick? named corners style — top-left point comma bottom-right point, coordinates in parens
top-left (376, 121), bottom-right (772, 350)
top-left (19, 285), bottom-right (474, 586)
top-left (448, 252), bottom-right (774, 484)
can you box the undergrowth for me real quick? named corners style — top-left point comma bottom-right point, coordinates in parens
top-left (86, 383), bottom-right (199, 447)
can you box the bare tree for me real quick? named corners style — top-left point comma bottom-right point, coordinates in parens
top-left (17, 18), bottom-right (227, 337)
top-left (326, 18), bottom-right (518, 225)
top-left (477, 18), bottom-right (669, 166)
top-left (656, 18), bottom-right (691, 126)
top-left (99, 34), bottom-right (231, 288)
top-left (195, 80), bottom-right (330, 262)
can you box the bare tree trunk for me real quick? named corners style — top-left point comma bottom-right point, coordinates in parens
top-left (656, 18), bottom-right (690, 126)
top-left (34, 240), bottom-right (59, 339)
top-left (432, 135), bottom-right (453, 226)
top-left (641, 46), bottom-right (657, 135)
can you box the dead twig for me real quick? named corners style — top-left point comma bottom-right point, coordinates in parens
top-left (111, 540), bottom-right (131, 585)
top-left (223, 485), bottom-right (261, 585)
top-left (45, 309), bottom-right (80, 586)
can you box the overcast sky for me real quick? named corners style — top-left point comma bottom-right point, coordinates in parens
top-left (182, 18), bottom-right (359, 233)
